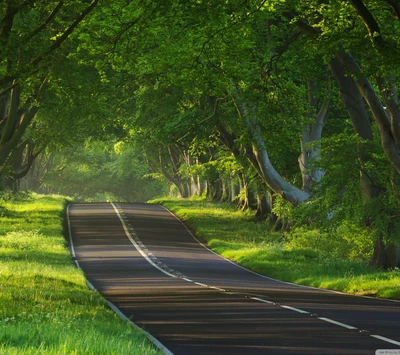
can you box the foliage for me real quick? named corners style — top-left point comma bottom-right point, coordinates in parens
top-left (286, 223), bottom-right (373, 264)
top-left (289, 132), bottom-right (400, 255)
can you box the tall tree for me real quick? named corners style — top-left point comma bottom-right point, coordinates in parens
top-left (0, 0), bottom-right (100, 180)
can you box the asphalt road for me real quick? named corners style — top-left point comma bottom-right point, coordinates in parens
top-left (67, 202), bottom-right (400, 355)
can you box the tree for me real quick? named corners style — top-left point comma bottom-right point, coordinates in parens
top-left (0, 0), bottom-right (100, 182)
top-left (278, 0), bottom-right (400, 267)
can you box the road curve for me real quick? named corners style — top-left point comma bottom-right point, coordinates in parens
top-left (68, 202), bottom-right (400, 355)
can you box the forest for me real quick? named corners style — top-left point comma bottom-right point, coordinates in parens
top-left (1, 0), bottom-right (400, 269)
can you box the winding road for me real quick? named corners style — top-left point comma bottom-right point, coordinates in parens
top-left (67, 202), bottom-right (400, 355)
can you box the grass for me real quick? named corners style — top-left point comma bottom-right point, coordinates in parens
top-left (0, 192), bottom-right (162, 355)
top-left (151, 197), bottom-right (400, 300)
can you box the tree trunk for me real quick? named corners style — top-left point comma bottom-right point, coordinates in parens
top-left (329, 56), bottom-right (397, 268)
top-left (299, 80), bottom-right (329, 192)
top-left (329, 56), bottom-right (381, 202)
top-left (237, 176), bottom-right (257, 211)
top-left (230, 174), bottom-right (240, 202)
top-left (255, 188), bottom-right (271, 219)
top-left (335, 50), bottom-right (400, 174)
top-left (0, 82), bottom-right (39, 171)
top-left (198, 177), bottom-right (207, 196)
top-left (178, 182), bottom-right (189, 198)
top-left (246, 115), bottom-right (310, 206)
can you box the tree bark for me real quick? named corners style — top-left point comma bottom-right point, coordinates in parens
top-left (246, 114), bottom-right (310, 206)
top-left (385, 0), bottom-right (400, 19)
top-left (348, 0), bottom-right (385, 49)
top-left (329, 56), bottom-right (398, 268)
top-left (376, 76), bottom-right (400, 147)
top-left (157, 146), bottom-right (190, 198)
top-left (298, 80), bottom-right (329, 192)
top-left (335, 50), bottom-right (400, 175)
top-left (255, 186), bottom-right (271, 219)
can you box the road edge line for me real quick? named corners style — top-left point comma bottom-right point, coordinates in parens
top-left (67, 203), bottom-right (174, 355)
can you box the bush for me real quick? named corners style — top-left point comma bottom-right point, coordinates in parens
top-left (286, 222), bottom-right (373, 264)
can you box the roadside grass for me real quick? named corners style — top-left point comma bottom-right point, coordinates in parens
top-left (0, 192), bottom-right (161, 355)
top-left (151, 198), bottom-right (400, 300)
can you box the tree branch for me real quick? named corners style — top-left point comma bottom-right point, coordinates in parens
top-left (384, 0), bottom-right (400, 19)
top-left (13, 148), bottom-right (42, 179)
top-left (281, 11), bottom-right (321, 36)
top-left (111, 14), bottom-right (144, 56)
top-left (27, 1), bottom-right (64, 41)
top-left (31, 0), bottom-right (99, 66)
top-left (335, 50), bottom-right (400, 173)
top-left (263, 30), bottom-right (302, 76)
top-left (347, 0), bottom-right (385, 48)
top-left (1, 81), bottom-right (21, 146)
top-left (377, 76), bottom-right (400, 147)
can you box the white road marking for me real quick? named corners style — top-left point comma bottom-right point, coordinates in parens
top-left (318, 317), bottom-right (358, 330)
top-left (158, 205), bottom-right (338, 293)
top-left (194, 282), bottom-right (208, 287)
top-left (66, 205), bottom-right (81, 269)
top-left (281, 305), bottom-right (310, 314)
top-left (112, 204), bottom-right (227, 294)
top-left (111, 203), bottom-right (179, 279)
top-left (106, 302), bottom-right (174, 355)
top-left (371, 335), bottom-right (400, 346)
top-left (249, 297), bottom-right (275, 305)
top-left (209, 286), bottom-right (226, 291)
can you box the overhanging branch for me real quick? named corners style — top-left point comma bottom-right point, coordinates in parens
top-left (31, 0), bottom-right (99, 66)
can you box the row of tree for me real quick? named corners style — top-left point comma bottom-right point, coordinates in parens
top-left (1, 1), bottom-right (400, 268)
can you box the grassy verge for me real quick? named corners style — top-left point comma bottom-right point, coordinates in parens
top-left (0, 192), bottom-right (162, 355)
top-left (151, 198), bottom-right (400, 300)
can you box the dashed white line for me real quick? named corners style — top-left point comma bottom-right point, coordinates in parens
top-left (249, 297), bottom-right (275, 305)
top-left (209, 286), bottom-right (226, 291)
top-left (318, 317), bottom-right (358, 330)
top-left (281, 305), bottom-right (310, 314)
top-left (194, 282), bottom-right (208, 287)
top-left (112, 202), bottom-right (400, 349)
top-left (371, 335), bottom-right (400, 346)
top-left (111, 203), bottom-right (179, 279)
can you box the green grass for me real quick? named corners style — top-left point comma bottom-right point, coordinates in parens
top-left (151, 197), bottom-right (400, 300)
top-left (0, 192), bottom-right (162, 355)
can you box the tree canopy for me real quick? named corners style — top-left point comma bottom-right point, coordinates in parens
top-left (2, 0), bottom-right (400, 268)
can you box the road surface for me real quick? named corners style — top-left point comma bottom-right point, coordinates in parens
top-left (67, 202), bottom-right (400, 355)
